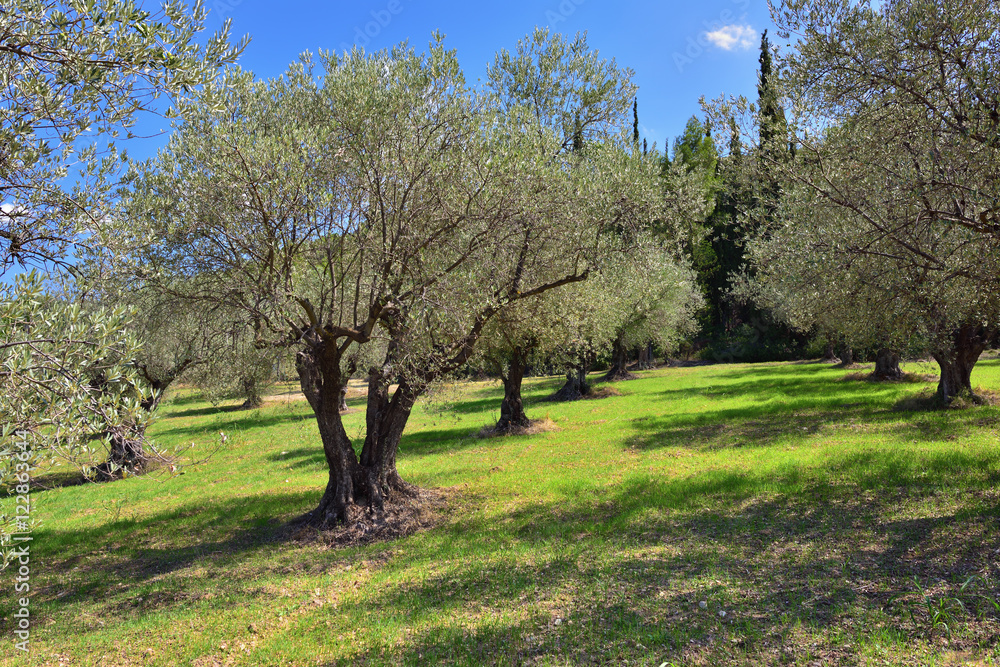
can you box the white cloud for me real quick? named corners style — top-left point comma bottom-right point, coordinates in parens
top-left (704, 24), bottom-right (756, 51)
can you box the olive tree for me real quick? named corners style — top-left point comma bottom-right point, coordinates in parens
top-left (2, 0), bottom-right (245, 459)
top-left (711, 0), bottom-right (1000, 402)
top-left (1, 272), bottom-right (153, 563)
top-left (77, 282), bottom-right (247, 476)
top-left (481, 28), bottom-right (642, 407)
top-left (124, 35), bottom-right (658, 528)
top-left (1, 0), bottom-right (245, 562)
top-left (478, 233), bottom-right (702, 427)
top-left (600, 240), bottom-right (703, 382)
top-left (1, 0), bottom-right (247, 273)
top-left (186, 325), bottom-right (280, 410)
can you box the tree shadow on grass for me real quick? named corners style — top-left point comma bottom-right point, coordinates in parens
top-left (334, 464), bottom-right (1000, 665)
top-left (23, 491), bottom-right (322, 617)
top-left (323, 515), bottom-right (994, 665)
top-left (152, 408), bottom-right (315, 439)
top-left (20, 441), bottom-right (1000, 664)
top-left (161, 403), bottom-right (246, 419)
top-left (267, 423), bottom-right (501, 471)
top-left (624, 366), bottom-right (1000, 452)
top-left (159, 392), bottom-right (211, 408)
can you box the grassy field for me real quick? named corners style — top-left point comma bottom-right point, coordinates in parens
top-left (3, 359), bottom-right (1000, 666)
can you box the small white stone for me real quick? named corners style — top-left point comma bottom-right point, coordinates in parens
top-left (554, 618), bottom-right (563, 626)
top-left (699, 600), bottom-right (708, 609)
top-left (718, 610), bottom-right (727, 618)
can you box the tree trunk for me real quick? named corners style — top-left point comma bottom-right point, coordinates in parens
top-left (871, 348), bottom-right (903, 381)
top-left (551, 358), bottom-right (592, 401)
top-left (339, 386), bottom-right (349, 412)
top-left (298, 343), bottom-right (364, 527)
top-left (604, 335), bottom-right (636, 382)
top-left (636, 342), bottom-right (656, 370)
top-left (836, 344), bottom-right (854, 367)
top-left (821, 340), bottom-right (837, 362)
top-left (932, 324), bottom-right (991, 404)
top-left (92, 431), bottom-right (148, 481)
top-left (240, 376), bottom-right (263, 409)
top-left (94, 356), bottom-right (203, 481)
top-left (496, 347), bottom-right (530, 433)
top-left (297, 342), bottom-right (416, 529)
top-left (358, 369), bottom-right (416, 497)
top-left (92, 377), bottom-right (169, 481)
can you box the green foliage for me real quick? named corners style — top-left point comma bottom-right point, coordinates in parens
top-left (1, 0), bottom-right (247, 272)
top-left (592, 237), bottom-right (704, 355)
top-left (670, 116), bottom-right (718, 182)
top-left (632, 97), bottom-right (639, 145)
top-left (755, 29), bottom-right (787, 155)
top-left (709, 4), bottom-right (1000, 371)
top-left (0, 272), bottom-right (153, 565)
top-left (128, 32), bottom-right (660, 398)
top-left (487, 28), bottom-right (637, 153)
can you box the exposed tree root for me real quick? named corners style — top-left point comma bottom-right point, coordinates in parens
top-left (603, 368), bottom-right (637, 382)
top-left (893, 388), bottom-right (998, 411)
top-left (286, 486), bottom-right (451, 548)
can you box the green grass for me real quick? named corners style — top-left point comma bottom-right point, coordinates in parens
top-left (4, 359), bottom-right (1000, 665)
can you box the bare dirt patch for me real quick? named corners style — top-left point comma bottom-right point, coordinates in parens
top-left (585, 386), bottom-right (623, 400)
top-left (894, 389), bottom-right (1000, 412)
top-left (476, 417), bottom-right (560, 439)
top-left (285, 486), bottom-right (454, 549)
top-left (262, 381), bottom-right (371, 404)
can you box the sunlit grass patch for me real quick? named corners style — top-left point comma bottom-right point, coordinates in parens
top-left (3, 358), bottom-right (1000, 665)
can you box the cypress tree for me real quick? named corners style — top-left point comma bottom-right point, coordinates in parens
top-left (633, 97), bottom-right (639, 146)
top-left (757, 30), bottom-right (787, 156)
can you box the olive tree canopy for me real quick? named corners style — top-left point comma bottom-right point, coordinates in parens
top-left (1, 0), bottom-right (245, 564)
top-left (711, 0), bottom-right (1000, 401)
top-left (123, 34), bottom-right (662, 528)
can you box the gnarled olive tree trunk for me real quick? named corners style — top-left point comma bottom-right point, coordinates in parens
top-left (871, 348), bottom-right (903, 381)
top-left (296, 342), bottom-right (416, 528)
top-left (932, 324), bottom-right (992, 403)
top-left (836, 344), bottom-right (854, 367)
top-left (551, 355), bottom-right (593, 401)
top-left (93, 360), bottom-right (196, 481)
top-left (496, 346), bottom-right (531, 433)
top-left (240, 376), bottom-right (263, 409)
top-left (636, 342), bottom-right (656, 370)
top-left (93, 432), bottom-right (148, 481)
top-left (604, 335), bottom-right (636, 382)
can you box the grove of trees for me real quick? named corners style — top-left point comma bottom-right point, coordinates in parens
top-left (714, 0), bottom-right (1000, 402)
top-left (111, 29), bottom-right (711, 527)
top-left (4, 0), bottom-right (1000, 559)
top-left (1, 0), bottom-right (246, 557)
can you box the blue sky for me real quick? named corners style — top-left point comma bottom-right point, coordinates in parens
top-left (189, 0), bottom-right (774, 154)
